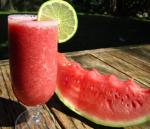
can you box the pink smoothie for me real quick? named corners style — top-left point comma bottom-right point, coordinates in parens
top-left (8, 15), bottom-right (58, 106)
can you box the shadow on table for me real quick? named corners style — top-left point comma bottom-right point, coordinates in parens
top-left (0, 97), bottom-right (26, 127)
top-left (47, 94), bottom-right (123, 129)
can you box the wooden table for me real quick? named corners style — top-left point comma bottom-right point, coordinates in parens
top-left (0, 44), bottom-right (150, 129)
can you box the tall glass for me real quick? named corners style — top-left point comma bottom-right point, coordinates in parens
top-left (8, 15), bottom-right (58, 128)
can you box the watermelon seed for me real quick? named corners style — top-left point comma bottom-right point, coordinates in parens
top-left (132, 101), bottom-right (137, 108)
top-left (121, 98), bottom-right (124, 103)
top-left (131, 101), bottom-right (141, 109)
top-left (124, 94), bottom-right (130, 99)
top-left (126, 103), bottom-right (130, 107)
top-left (136, 99), bottom-right (143, 107)
top-left (114, 93), bottom-right (120, 99)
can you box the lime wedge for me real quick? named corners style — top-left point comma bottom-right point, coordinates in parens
top-left (38, 0), bottom-right (78, 43)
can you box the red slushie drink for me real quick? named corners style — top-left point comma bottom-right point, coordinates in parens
top-left (8, 15), bottom-right (58, 106)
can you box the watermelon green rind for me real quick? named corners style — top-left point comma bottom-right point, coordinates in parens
top-left (56, 53), bottom-right (150, 127)
top-left (56, 89), bottom-right (150, 128)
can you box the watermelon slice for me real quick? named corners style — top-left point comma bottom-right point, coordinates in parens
top-left (56, 53), bottom-right (150, 127)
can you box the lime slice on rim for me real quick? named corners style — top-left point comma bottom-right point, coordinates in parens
top-left (38, 0), bottom-right (78, 43)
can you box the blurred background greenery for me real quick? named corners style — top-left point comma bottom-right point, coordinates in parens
top-left (0, 0), bottom-right (150, 19)
top-left (0, 0), bottom-right (150, 60)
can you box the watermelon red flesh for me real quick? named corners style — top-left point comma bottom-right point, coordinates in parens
top-left (56, 53), bottom-right (150, 127)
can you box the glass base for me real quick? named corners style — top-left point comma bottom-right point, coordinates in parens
top-left (15, 106), bottom-right (56, 129)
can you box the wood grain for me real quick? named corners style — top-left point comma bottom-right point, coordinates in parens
top-left (92, 52), bottom-right (150, 87)
top-left (0, 44), bottom-right (149, 129)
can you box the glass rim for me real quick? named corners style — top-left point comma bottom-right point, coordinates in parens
top-left (8, 14), bottom-right (58, 28)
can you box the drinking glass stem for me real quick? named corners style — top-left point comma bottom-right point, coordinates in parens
top-left (32, 110), bottom-right (41, 124)
top-left (15, 104), bottom-right (56, 129)
top-left (29, 105), bottom-right (43, 125)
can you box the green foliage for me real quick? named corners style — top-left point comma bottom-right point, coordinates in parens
top-left (0, 0), bottom-right (150, 18)
top-left (0, 0), bottom-right (45, 11)
top-left (72, 0), bottom-right (150, 18)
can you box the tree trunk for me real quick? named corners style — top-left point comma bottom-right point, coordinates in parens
top-left (0, 0), bottom-right (7, 9)
top-left (8, 0), bottom-right (14, 10)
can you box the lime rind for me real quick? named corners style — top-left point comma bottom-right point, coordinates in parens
top-left (38, 0), bottom-right (78, 43)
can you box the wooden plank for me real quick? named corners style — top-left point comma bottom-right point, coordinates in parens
top-left (47, 95), bottom-right (113, 129)
top-left (71, 54), bottom-right (133, 80)
top-left (65, 44), bottom-right (150, 57)
top-left (119, 47), bottom-right (150, 64)
top-left (0, 44), bottom-right (149, 129)
top-left (125, 122), bottom-right (150, 129)
top-left (108, 49), bottom-right (150, 72)
top-left (0, 66), bottom-right (10, 99)
top-left (70, 54), bottom-right (150, 129)
top-left (1, 66), bottom-right (16, 100)
top-left (2, 65), bottom-right (32, 129)
top-left (134, 44), bottom-right (150, 51)
top-left (0, 65), bottom-right (61, 129)
top-left (47, 95), bottom-right (90, 129)
top-left (92, 53), bottom-right (150, 87)
top-left (0, 66), bottom-right (19, 128)
top-left (70, 54), bottom-right (135, 129)
top-left (0, 60), bottom-right (9, 66)
top-left (51, 108), bottom-right (79, 129)
top-left (1, 65), bottom-right (26, 129)
top-left (42, 105), bottom-right (62, 129)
